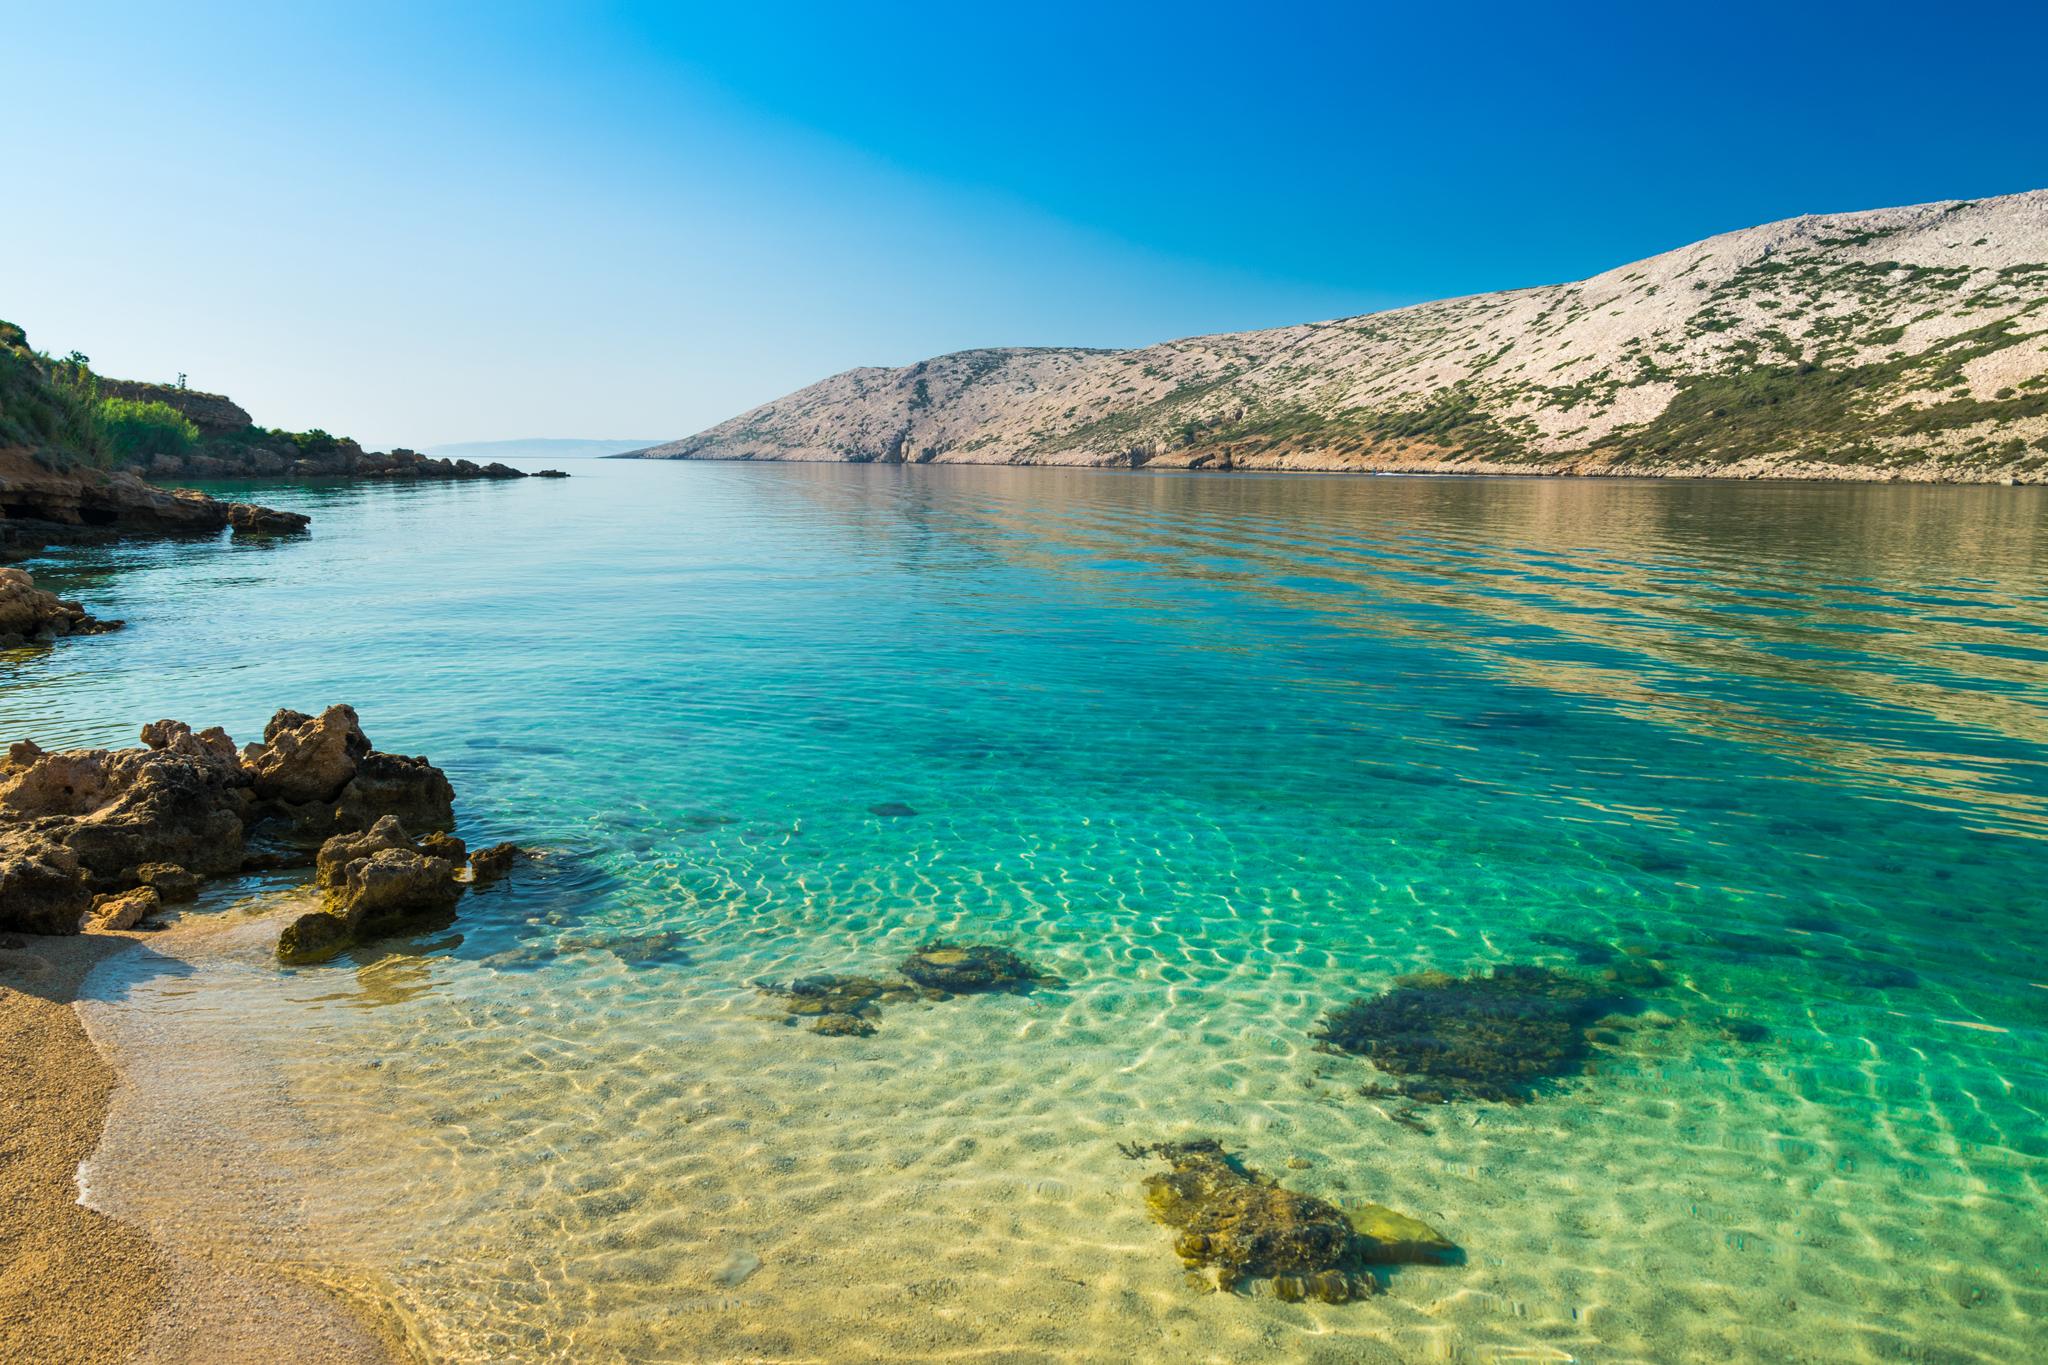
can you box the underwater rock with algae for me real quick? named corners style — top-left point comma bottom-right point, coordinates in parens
top-left (1314, 964), bottom-right (1624, 1103)
top-left (899, 940), bottom-right (1058, 993)
top-left (757, 973), bottom-right (921, 1034)
top-left (1123, 1139), bottom-right (1382, 1300)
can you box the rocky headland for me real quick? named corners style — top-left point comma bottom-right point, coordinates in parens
top-left (0, 448), bottom-right (307, 563)
top-left (632, 190), bottom-right (2048, 483)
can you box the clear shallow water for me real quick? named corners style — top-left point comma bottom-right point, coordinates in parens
top-left (8, 462), bottom-right (2048, 1363)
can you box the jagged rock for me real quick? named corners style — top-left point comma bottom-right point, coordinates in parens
top-left (532, 469), bottom-right (570, 478)
top-left (87, 885), bottom-right (160, 932)
top-left (282, 817), bottom-right (463, 964)
top-left (241, 705), bottom-right (369, 806)
top-left (1, 706), bottom-right (465, 941)
top-left (227, 503), bottom-right (311, 538)
top-left (314, 815), bottom-right (411, 890)
top-left (0, 830), bottom-right (91, 934)
top-left (0, 567), bottom-right (122, 645)
top-left (467, 842), bottom-right (528, 884)
top-left (134, 861), bottom-right (200, 902)
top-left (0, 449), bottom-right (302, 562)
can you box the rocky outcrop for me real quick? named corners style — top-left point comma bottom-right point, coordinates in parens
top-left (0, 705), bottom-right (458, 936)
top-left (278, 815), bottom-right (465, 964)
top-left (0, 448), bottom-right (306, 562)
top-left (144, 442), bottom-right (545, 484)
top-left (636, 190), bottom-right (2048, 484)
top-left (0, 567), bottom-right (121, 645)
top-left (96, 380), bottom-right (253, 435)
top-left (225, 502), bottom-right (310, 537)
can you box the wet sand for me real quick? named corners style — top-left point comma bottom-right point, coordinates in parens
top-left (0, 930), bottom-right (404, 1365)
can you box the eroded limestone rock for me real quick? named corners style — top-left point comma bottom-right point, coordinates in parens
top-left (0, 706), bottom-right (463, 941)
top-left (0, 567), bottom-right (123, 645)
top-left (280, 817), bottom-right (464, 964)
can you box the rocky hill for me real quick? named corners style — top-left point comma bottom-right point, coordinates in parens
top-left (635, 191), bottom-right (2048, 482)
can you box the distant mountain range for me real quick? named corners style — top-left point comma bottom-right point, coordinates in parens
top-left (426, 438), bottom-right (662, 462)
top-left (631, 191), bottom-right (2048, 483)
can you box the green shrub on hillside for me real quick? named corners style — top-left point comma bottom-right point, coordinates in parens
top-left (0, 322), bottom-right (114, 466)
top-left (97, 397), bottom-right (199, 461)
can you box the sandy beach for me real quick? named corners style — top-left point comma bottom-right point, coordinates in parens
top-left (0, 930), bottom-right (405, 1365)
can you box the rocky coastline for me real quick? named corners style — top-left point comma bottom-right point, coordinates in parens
top-left (0, 704), bottom-right (522, 962)
top-left (0, 448), bottom-right (308, 563)
top-left (139, 440), bottom-right (554, 484)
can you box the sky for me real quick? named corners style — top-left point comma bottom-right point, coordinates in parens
top-left (3, 2), bottom-right (2045, 450)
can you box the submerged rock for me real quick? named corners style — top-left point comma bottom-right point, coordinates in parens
top-left (1124, 1139), bottom-right (1373, 1299)
top-left (0, 567), bottom-right (123, 646)
top-left (1343, 1203), bottom-right (1458, 1266)
top-left (1314, 965), bottom-right (1623, 1103)
top-left (867, 801), bottom-right (918, 818)
top-left (762, 942), bottom-right (1059, 1036)
top-left (758, 973), bottom-right (921, 1034)
top-left (899, 940), bottom-right (1055, 994)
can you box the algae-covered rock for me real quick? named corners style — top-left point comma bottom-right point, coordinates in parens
top-left (900, 940), bottom-right (1054, 994)
top-left (1315, 965), bottom-right (1622, 1103)
top-left (1125, 1139), bottom-right (1368, 1299)
top-left (1344, 1203), bottom-right (1458, 1265)
top-left (758, 973), bottom-right (918, 1033)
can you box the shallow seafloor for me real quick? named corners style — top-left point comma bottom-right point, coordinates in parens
top-left (7, 461), bottom-right (2046, 1363)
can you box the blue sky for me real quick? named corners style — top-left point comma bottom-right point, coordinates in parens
top-left (4, 2), bottom-right (2043, 448)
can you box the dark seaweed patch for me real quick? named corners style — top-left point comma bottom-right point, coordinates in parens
top-left (1314, 966), bottom-right (1625, 1103)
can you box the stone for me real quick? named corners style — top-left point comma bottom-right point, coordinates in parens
top-left (332, 750), bottom-right (454, 833)
top-left (134, 861), bottom-right (200, 902)
top-left (1126, 1139), bottom-right (1368, 1298)
top-left (467, 842), bottom-right (528, 884)
top-left (314, 815), bottom-right (412, 890)
top-left (226, 503), bottom-right (311, 537)
top-left (241, 705), bottom-right (369, 805)
top-left (87, 885), bottom-right (160, 932)
top-left (1314, 965), bottom-right (1624, 1103)
top-left (0, 830), bottom-right (91, 934)
top-left (899, 940), bottom-right (1053, 993)
top-left (0, 567), bottom-right (123, 645)
top-left (1343, 1204), bottom-right (1458, 1265)
top-left (811, 1012), bottom-right (877, 1037)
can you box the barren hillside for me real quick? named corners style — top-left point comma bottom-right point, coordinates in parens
top-left (636, 191), bottom-right (2048, 482)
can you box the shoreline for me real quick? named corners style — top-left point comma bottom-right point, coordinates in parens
top-left (622, 449), bottom-right (2046, 485)
top-left (0, 929), bottom-right (408, 1364)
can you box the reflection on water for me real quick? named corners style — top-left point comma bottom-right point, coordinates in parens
top-left (13, 462), bottom-right (2048, 1362)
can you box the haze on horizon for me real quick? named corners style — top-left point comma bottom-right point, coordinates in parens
top-left (4, 1), bottom-right (2044, 451)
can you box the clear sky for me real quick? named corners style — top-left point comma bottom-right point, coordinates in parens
top-left (4, 2), bottom-right (2044, 449)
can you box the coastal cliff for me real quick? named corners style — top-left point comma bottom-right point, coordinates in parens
top-left (634, 191), bottom-right (2048, 483)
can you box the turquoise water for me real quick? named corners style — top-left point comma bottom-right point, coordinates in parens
top-left (9, 462), bottom-right (2048, 1362)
